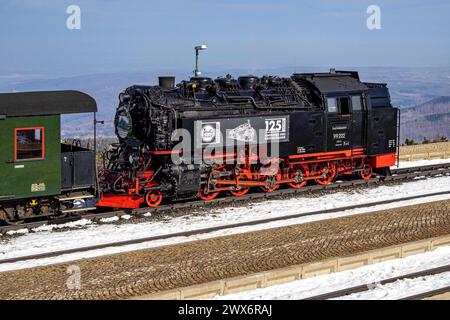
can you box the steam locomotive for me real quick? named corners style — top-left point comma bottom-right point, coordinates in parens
top-left (96, 70), bottom-right (399, 209)
top-left (0, 68), bottom-right (399, 223)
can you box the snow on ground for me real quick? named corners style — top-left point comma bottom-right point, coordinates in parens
top-left (99, 216), bottom-right (119, 223)
top-left (214, 246), bottom-right (450, 300)
top-left (0, 174), bottom-right (449, 272)
top-left (333, 272), bottom-right (450, 300)
top-left (395, 158), bottom-right (450, 169)
top-left (6, 219), bottom-right (93, 235)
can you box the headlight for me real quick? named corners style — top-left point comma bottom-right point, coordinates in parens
top-left (115, 107), bottom-right (132, 139)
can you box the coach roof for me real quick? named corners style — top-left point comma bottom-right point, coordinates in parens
top-left (0, 90), bottom-right (97, 117)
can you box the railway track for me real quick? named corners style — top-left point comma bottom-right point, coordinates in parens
top-left (400, 286), bottom-right (450, 300)
top-left (1, 162), bottom-right (449, 235)
top-left (302, 264), bottom-right (450, 300)
top-left (1, 199), bottom-right (449, 300)
top-left (0, 189), bottom-right (449, 266)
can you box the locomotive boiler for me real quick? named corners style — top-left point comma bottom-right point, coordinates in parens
top-left (97, 70), bottom-right (399, 209)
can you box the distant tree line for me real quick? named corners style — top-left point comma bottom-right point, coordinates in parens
top-left (403, 135), bottom-right (448, 146)
top-left (61, 137), bottom-right (118, 151)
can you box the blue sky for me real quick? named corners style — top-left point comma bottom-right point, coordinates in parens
top-left (1, 0), bottom-right (450, 77)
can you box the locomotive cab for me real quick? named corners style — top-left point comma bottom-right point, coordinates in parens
top-left (365, 83), bottom-right (398, 169)
top-left (294, 71), bottom-right (398, 170)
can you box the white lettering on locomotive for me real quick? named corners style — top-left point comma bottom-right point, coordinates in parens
top-left (333, 133), bottom-right (346, 139)
top-left (264, 117), bottom-right (287, 141)
top-left (388, 139), bottom-right (396, 148)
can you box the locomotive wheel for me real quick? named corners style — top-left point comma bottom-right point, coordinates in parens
top-left (2, 215), bottom-right (24, 226)
top-left (259, 172), bottom-right (281, 193)
top-left (360, 165), bottom-right (373, 180)
top-left (198, 170), bottom-right (220, 201)
top-left (3, 218), bottom-right (24, 226)
top-left (259, 185), bottom-right (279, 193)
top-left (230, 188), bottom-right (249, 197)
top-left (198, 189), bottom-right (219, 201)
top-left (230, 170), bottom-right (251, 197)
top-left (288, 165), bottom-right (308, 189)
top-left (2, 207), bottom-right (24, 226)
top-left (313, 162), bottom-right (337, 185)
top-left (145, 190), bottom-right (163, 207)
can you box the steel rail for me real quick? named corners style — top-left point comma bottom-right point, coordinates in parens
top-left (399, 286), bottom-right (450, 300)
top-left (302, 264), bottom-right (450, 300)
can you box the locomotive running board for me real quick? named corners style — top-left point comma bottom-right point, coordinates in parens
top-left (56, 194), bottom-right (96, 201)
top-left (60, 207), bottom-right (97, 214)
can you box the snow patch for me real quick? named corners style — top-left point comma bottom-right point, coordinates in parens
top-left (334, 272), bottom-right (450, 300)
top-left (395, 158), bottom-right (450, 169)
top-left (214, 245), bottom-right (450, 300)
top-left (120, 214), bottom-right (132, 220)
top-left (31, 219), bottom-right (93, 233)
top-left (100, 216), bottom-right (120, 223)
top-left (73, 200), bottom-right (86, 209)
top-left (6, 229), bottom-right (29, 236)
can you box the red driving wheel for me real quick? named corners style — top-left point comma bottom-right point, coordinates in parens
top-left (145, 190), bottom-right (163, 207)
top-left (259, 172), bottom-right (281, 193)
top-left (313, 162), bottom-right (337, 185)
top-left (198, 187), bottom-right (219, 201)
top-left (230, 170), bottom-right (252, 197)
top-left (230, 187), bottom-right (250, 197)
top-left (288, 165), bottom-right (308, 189)
top-left (360, 161), bottom-right (373, 180)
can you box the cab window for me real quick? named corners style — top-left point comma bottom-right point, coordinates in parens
top-left (327, 98), bottom-right (338, 113)
top-left (15, 127), bottom-right (45, 160)
top-left (352, 95), bottom-right (362, 111)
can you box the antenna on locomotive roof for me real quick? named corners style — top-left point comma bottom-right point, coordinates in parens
top-left (194, 44), bottom-right (207, 77)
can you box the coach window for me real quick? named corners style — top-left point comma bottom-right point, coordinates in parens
top-left (327, 98), bottom-right (338, 113)
top-left (352, 95), bottom-right (362, 111)
top-left (338, 97), bottom-right (351, 116)
top-left (15, 127), bottom-right (45, 161)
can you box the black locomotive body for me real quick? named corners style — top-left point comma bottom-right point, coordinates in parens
top-left (97, 70), bottom-right (399, 208)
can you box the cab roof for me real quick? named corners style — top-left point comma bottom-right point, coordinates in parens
top-left (292, 71), bottom-right (368, 94)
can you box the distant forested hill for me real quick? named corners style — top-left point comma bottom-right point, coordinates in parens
top-left (400, 97), bottom-right (450, 142)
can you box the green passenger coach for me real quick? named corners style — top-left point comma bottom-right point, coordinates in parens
top-left (0, 91), bottom-right (97, 224)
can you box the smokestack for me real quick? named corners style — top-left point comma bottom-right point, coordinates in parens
top-left (158, 76), bottom-right (176, 89)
